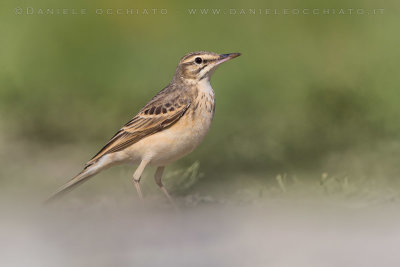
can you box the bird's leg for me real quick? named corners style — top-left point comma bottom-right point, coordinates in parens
top-left (132, 159), bottom-right (149, 200)
top-left (154, 166), bottom-right (178, 210)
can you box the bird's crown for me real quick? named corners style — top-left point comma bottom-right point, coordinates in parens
top-left (173, 51), bottom-right (241, 83)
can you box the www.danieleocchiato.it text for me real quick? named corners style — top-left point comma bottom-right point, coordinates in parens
top-left (14, 7), bottom-right (385, 16)
top-left (187, 8), bottom-right (384, 15)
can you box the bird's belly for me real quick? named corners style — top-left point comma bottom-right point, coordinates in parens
top-left (123, 105), bottom-right (214, 166)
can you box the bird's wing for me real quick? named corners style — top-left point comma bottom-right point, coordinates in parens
top-left (86, 94), bottom-right (191, 167)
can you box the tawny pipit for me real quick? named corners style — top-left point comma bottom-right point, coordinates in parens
top-left (47, 51), bottom-right (241, 206)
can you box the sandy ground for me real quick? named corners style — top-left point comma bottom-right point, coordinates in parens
top-left (1, 195), bottom-right (399, 267)
top-left (1, 139), bottom-right (400, 266)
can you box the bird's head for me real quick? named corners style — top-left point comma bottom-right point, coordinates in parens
top-left (173, 51), bottom-right (241, 84)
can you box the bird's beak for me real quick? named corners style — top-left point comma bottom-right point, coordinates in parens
top-left (216, 53), bottom-right (241, 65)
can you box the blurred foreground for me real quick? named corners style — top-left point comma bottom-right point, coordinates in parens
top-left (1, 188), bottom-right (399, 267)
top-left (1, 136), bottom-right (400, 267)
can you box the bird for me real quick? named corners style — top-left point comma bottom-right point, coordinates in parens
top-left (46, 51), bottom-right (241, 207)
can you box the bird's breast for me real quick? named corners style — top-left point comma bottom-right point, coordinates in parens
top-left (122, 81), bottom-right (215, 166)
top-left (188, 80), bottom-right (215, 138)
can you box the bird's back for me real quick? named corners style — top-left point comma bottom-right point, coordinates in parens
top-left (117, 79), bottom-right (215, 166)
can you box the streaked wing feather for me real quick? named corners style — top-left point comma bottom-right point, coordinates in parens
top-left (86, 98), bottom-right (190, 167)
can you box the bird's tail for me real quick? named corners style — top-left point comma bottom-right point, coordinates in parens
top-left (44, 159), bottom-right (109, 204)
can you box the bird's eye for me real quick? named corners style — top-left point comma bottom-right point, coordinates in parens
top-left (194, 57), bottom-right (203, 64)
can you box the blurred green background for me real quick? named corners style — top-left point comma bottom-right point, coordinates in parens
top-left (1, 0), bottom-right (400, 199)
